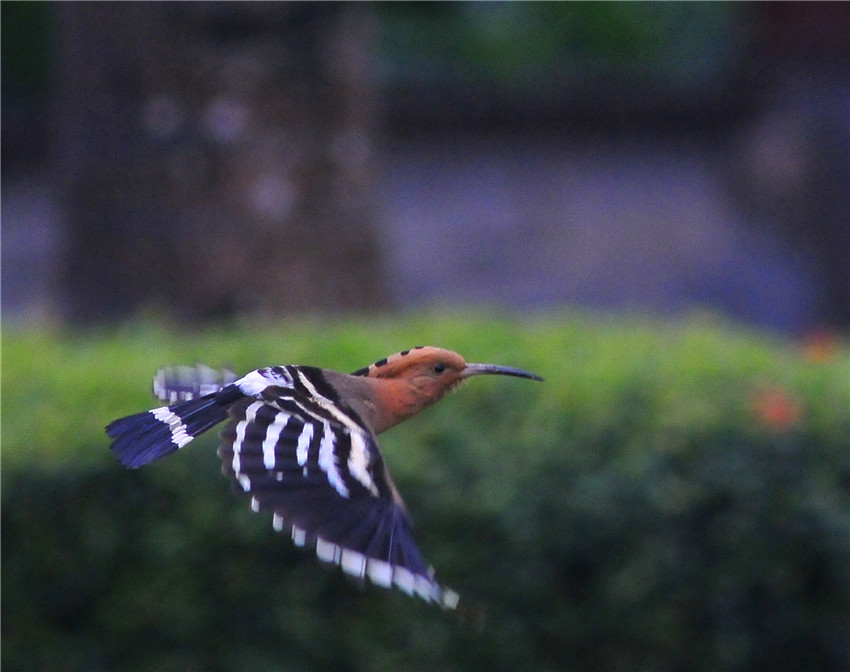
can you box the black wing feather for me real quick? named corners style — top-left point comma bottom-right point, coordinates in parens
top-left (218, 391), bottom-right (456, 607)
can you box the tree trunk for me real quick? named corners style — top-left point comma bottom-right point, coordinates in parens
top-left (55, 2), bottom-right (387, 322)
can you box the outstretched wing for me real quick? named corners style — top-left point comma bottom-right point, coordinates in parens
top-left (152, 364), bottom-right (238, 404)
top-left (217, 378), bottom-right (459, 609)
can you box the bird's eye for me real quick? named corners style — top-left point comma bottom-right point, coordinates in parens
top-left (433, 363), bottom-right (446, 374)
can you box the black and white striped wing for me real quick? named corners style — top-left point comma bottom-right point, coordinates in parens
top-left (217, 387), bottom-right (459, 609)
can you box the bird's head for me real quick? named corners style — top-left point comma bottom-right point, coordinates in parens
top-left (354, 346), bottom-right (542, 425)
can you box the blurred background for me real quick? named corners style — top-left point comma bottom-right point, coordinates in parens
top-left (3, 1), bottom-right (850, 331)
top-left (4, 4), bottom-right (850, 672)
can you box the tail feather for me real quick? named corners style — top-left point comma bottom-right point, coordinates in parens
top-left (107, 393), bottom-right (230, 468)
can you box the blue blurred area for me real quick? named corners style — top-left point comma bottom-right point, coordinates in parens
top-left (3, 2), bottom-right (849, 331)
top-left (376, 131), bottom-right (820, 333)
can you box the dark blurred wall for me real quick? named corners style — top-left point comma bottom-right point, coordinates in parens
top-left (54, 2), bottom-right (386, 321)
top-left (375, 2), bottom-right (850, 332)
top-left (729, 2), bottom-right (850, 329)
top-left (4, 2), bottom-right (849, 331)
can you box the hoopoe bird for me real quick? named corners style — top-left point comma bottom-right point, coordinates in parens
top-left (106, 346), bottom-right (542, 610)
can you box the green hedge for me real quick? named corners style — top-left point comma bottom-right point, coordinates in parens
top-left (3, 315), bottom-right (850, 672)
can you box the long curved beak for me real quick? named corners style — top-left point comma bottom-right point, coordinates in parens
top-left (462, 363), bottom-right (544, 382)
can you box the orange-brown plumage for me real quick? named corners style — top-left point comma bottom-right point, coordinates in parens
top-left (344, 346), bottom-right (542, 434)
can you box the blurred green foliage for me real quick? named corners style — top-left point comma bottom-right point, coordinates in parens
top-left (1, 1), bottom-right (52, 102)
top-left (377, 2), bottom-right (741, 88)
top-left (3, 2), bottom-right (741, 106)
top-left (3, 315), bottom-right (850, 671)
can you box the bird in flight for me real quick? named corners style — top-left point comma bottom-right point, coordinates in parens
top-left (106, 346), bottom-right (542, 610)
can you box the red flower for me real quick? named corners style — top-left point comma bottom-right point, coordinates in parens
top-left (751, 387), bottom-right (803, 429)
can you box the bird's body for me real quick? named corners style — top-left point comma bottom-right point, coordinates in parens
top-left (106, 346), bottom-right (542, 610)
